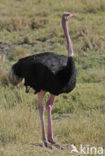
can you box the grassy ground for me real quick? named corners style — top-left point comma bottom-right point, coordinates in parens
top-left (0, 0), bottom-right (105, 155)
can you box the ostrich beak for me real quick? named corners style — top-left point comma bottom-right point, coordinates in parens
top-left (66, 13), bottom-right (76, 21)
top-left (69, 13), bottom-right (76, 18)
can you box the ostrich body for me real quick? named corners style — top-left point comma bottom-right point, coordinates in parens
top-left (8, 12), bottom-right (76, 148)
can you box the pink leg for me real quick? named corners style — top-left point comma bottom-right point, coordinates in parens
top-left (38, 90), bottom-right (52, 149)
top-left (46, 94), bottom-right (55, 144)
top-left (38, 91), bottom-right (46, 142)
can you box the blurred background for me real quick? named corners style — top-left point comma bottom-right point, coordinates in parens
top-left (0, 0), bottom-right (105, 155)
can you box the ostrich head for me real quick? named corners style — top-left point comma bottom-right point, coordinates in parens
top-left (62, 12), bottom-right (75, 21)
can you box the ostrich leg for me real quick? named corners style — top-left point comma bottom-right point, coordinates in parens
top-left (46, 94), bottom-right (63, 149)
top-left (46, 94), bottom-right (55, 144)
top-left (38, 90), bottom-right (52, 149)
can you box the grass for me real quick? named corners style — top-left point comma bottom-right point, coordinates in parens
top-left (0, 0), bottom-right (105, 155)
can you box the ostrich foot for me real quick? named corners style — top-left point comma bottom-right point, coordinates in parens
top-left (43, 140), bottom-right (53, 149)
top-left (48, 138), bottom-right (63, 150)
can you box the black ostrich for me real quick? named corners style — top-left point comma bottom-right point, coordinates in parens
top-left (8, 12), bottom-right (76, 148)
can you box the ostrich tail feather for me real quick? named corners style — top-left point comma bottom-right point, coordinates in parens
top-left (8, 67), bottom-right (22, 85)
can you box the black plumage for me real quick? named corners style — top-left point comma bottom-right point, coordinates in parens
top-left (12, 52), bottom-right (76, 95)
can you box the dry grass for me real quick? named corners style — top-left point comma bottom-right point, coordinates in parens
top-left (0, 70), bottom-right (9, 86)
top-left (0, 0), bottom-right (105, 155)
top-left (8, 47), bottom-right (30, 61)
top-left (0, 102), bottom-right (105, 155)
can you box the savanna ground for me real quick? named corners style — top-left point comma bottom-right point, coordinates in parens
top-left (0, 0), bottom-right (105, 155)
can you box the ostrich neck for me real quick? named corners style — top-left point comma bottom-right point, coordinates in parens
top-left (62, 18), bottom-right (74, 57)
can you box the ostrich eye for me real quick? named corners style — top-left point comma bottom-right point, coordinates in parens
top-left (64, 15), bottom-right (69, 21)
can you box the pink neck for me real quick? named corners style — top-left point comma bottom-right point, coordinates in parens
top-left (62, 18), bottom-right (74, 57)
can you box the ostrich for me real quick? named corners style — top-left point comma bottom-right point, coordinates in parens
top-left (8, 12), bottom-right (76, 148)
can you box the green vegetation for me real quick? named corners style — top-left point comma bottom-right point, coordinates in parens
top-left (0, 0), bottom-right (105, 155)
